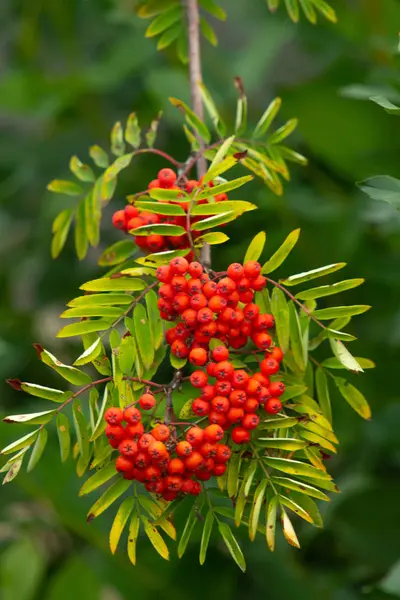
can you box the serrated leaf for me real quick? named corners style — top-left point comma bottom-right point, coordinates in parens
top-left (249, 480), bottom-right (267, 541)
top-left (191, 199), bottom-right (256, 215)
top-left (131, 223), bottom-right (186, 237)
top-left (79, 462), bottom-right (117, 496)
top-left (70, 155), bottom-right (95, 182)
top-left (199, 510), bottom-right (214, 565)
top-left (57, 320), bottom-right (112, 338)
top-left (1, 430), bottom-right (39, 455)
top-left (80, 278), bottom-right (146, 292)
top-left (89, 145), bottom-right (109, 168)
top-left (109, 497), bottom-right (135, 554)
top-left (194, 232), bottom-right (229, 247)
top-left (270, 287), bottom-right (290, 353)
top-left (51, 209), bottom-right (74, 258)
top-left (56, 413), bottom-right (70, 462)
top-left (47, 180), bottom-right (83, 196)
top-left (27, 429), bottom-right (48, 472)
top-left (142, 516), bottom-right (169, 560)
top-left (125, 113), bottom-right (141, 149)
top-left (315, 367), bottom-right (331, 423)
top-left (227, 451), bottom-right (241, 497)
top-left (191, 211), bottom-right (237, 231)
top-left (334, 378), bottom-right (371, 419)
top-left (253, 98), bottom-right (282, 138)
top-left (312, 305), bottom-right (370, 320)
top-left (218, 521), bottom-right (246, 572)
top-left (264, 457), bottom-right (332, 480)
top-left (3, 410), bottom-right (56, 425)
top-left (296, 279), bottom-right (364, 300)
top-left (281, 263), bottom-right (347, 286)
top-left (261, 229), bottom-right (301, 274)
top-left (127, 508), bottom-right (140, 565)
top-left (266, 495), bottom-right (278, 551)
top-left (87, 478), bottom-right (131, 521)
top-left (134, 303), bottom-right (154, 370)
top-left (178, 507), bottom-right (197, 558)
top-left (110, 122), bottom-right (125, 156)
top-left (271, 476), bottom-right (330, 501)
top-left (135, 201), bottom-right (185, 216)
top-left (329, 339), bottom-right (364, 372)
top-left (256, 437), bottom-right (307, 451)
top-left (244, 231), bottom-right (266, 263)
top-left (169, 97), bottom-right (211, 143)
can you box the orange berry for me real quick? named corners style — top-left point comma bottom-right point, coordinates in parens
top-left (226, 407), bottom-right (245, 423)
top-left (148, 441), bottom-right (168, 461)
top-left (215, 444), bottom-right (231, 463)
top-left (105, 424), bottom-right (125, 442)
top-left (112, 210), bottom-right (126, 230)
top-left (188, 261), bottom-right (203, 277)
top-left (164, 475), bottom-right (183, 491)
top-left (168, 458), bottom-right (185, 475)
top-left (184, 451), bottom-right (204, 471)
top-left (139, 393), bottom-right (156, 411)
top-left (203, 424), bottom-right (224, 443)
top-left (211, 346), bottom-right (229, 362)
top-left (190, 370), bottom-right (208, 388)
top-left (189, 347), bottom-right (208, 366)
top-left (231, 426), bottom-right (251, 444)
top-left (105, 407), bottom-right (124, 425)
top-left (186, 427), bottom-right (204, 447)
top-left (252, 332), bottom-right (272, 350)
top-left (265, 398), bottom-right (282, 414)
top-left (244, 260), bottom-right (261, 278)
top-left (118, 439), bottom-right (138, 457)
top-left (200, 442), bottom-right (218, 458)
top-left (170, 256), bottom-right (189, 275)
top-left (269, 381), bottom-right (285, 397)
top-left (211, 396), bottom-right (230, 413)
top-left (152, 424), bottom-right (170, 442)
top-left (156, 265), bottom-right (172, 283)
top-left (192, 398), bottom-right (211, 416)
top-left (116, 456), bottom-right (134, 472)
top-left (261, 357), bottom-right (280, 376)
top-left (123, 406), bottom-right (141, 425)
top-left (138, 433), bottom-right (154, 450)
top-left (227, 263), bottom-right (244, 280)
top-left (158, 168), bottom-right (177, 188)
top-left (270, 347), bottom-right (284, 362)
top-left (176, 441), bottom-right (193, 457)
top-left (214, 361), bottom-right (234, 380)
top-left (242, 413), bottom-right (260, 430)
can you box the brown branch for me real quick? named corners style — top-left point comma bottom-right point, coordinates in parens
top-left (133, 148), bottom-right (181, 168)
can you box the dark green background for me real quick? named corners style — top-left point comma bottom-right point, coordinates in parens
top-left (1, 1), bottom-right (400, 598)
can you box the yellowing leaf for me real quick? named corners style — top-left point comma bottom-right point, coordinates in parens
top-left (110, 497), bottom-right (135, 554)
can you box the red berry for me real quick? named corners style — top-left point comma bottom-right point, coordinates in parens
top-left (237, 277), bottom-right (251, 293)
top-left (186, 427), bottom-right (205, 447)
top-left (190, 370), bottom-right (208, 388)
top-left (270, 347), bottom-right (284, 362)
top-left (118, 439), bottom-right (138, 457)
top-left (152, 424), bottom-right (170, 442)
top-left (165, 475), bottom-right (183, 491)
top-left (215, 380), bottom-right (232, 397)
top-left (202, 281), bottom-right (218, 299)
top-left (213, 463), bottom-right (227, 476)
top-left (188, 261), bottom-right (203, 277)
top-left (139, 393), bottom-right (156, 411)
top-left (105, 407), bottom-right (124, 425)
top-left (171, 340), bottom-right (189, 358)
top-left (231, 370), bottom-right (250, 389)
top-left (226, 407), bottom-right (245, 423)
top-left (171, 275), bottom-right (188, 293)
top-left (148, 441), bottom-right (168, 461)
top-left (251, 275), bottom-right (267, 291)
top-left (208, 295), bottom-right (228, 313)
top-left (138, 433), bottom-right (154, 450)
top-left (148, 179), bottom-right (160, 189)
top-left (254, 314), bottom-right (275, 330)
top-left (244, 260), bottom-right (261, 278)
top-left (176, 441), bottom-right (193, 457)
top-left (126, 422), bottom-right (145, 439)
top-left (211, 396), bottom-right (230, 413)
top-left (211, 345), bottom-right (229, 362)
top-left (243, 397), bottom-right (260, 413)
top-left (191, 481), bottom-right (202, 495)
top-left (189, 347), bottom-right (208, 366)
top-left (265, 398), bottom-right (282, 414)
top-left (243, 303), bottom-right (260, 321)
top-left (116, 455), bottom-right (134, 473)
top-left (192, 398), bottom-right (211, 416)
top-left (203, 424), bottom-right (224, 442)
top-left (215, 444), bottom-right (231, 463)
top-left (252, 332), bottom-right (272, 350)
top-left (227, 263), bottom-right (244, 280)
top-left (200, 385), bottom-right (216, 401)
top-left (242, 413), bottom-right (260, 430)
top-left (181, 308), bottom-right (198, 327)
top-left (184, 451), bottom-right (204, 471)
top-left (186, 180), bottom-right (199, 194)
top-left (156, 265), bottom-right (172, 283)
top-left (112, 210), bottom-right (126, 231)
top-left (147, 234), bottom-right (165, 252)
top-left (261, 357), bottom-right (280, 376)
top-left (181, 478), bottom-right (195, 494)
top-left (172, 293), bottom-right (190, 313)
top-left (170, 256), bottom-right (189, 275)
top-left (231, 427), bottom-right (251, 444)
top-left (197, 307), bottom-right (214, 324)
top-left (217, 277), bottom-right (236, 296)
top-left (199, 442), bottom-right (218, 458)
top-left (229, 389), bottom-right (247, 407)
top-left (105, 424), bottom-right (125, 442)
top-left (269, 381), bottom-right (285, 397)
top-left (168, 458), bottom-right (185, 475)
top-left (214, 361), bottom-right (234, 380)
top-left (190, 294), bottom-right (208, 310)
top-left (158, 168), bottom-right (177, 188)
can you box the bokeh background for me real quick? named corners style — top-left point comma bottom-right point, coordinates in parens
top-left (1, 0), bottom-right (400, 598)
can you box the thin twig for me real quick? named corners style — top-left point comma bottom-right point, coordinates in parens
top-left (133, 147), bottom-right (181, 168)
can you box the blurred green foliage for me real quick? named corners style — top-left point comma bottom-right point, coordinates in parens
top-left (1, 0), bottom-right (400, 598)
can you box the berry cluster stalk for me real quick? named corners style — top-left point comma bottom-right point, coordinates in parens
top-left (186, 0), bottom-right (211, 268)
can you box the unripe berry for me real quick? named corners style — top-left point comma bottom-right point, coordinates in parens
top-left (105, 407), bottom-right (124, 425)
top-left (189, 347), bottom-right (208, 366)
top-left (158, 168), bottom-right (177, 188)
top-left (244, 260), bottom-right (261, 278)
top-left (176, 441), bottom-right (193, 457)
top-left (227, 263), bottom-right (244, 280)
top-left (112, 210), bottom-right (126, 230)
top-left (139, 393), bottom-right (156, 411)
top-left (261, 357), bottom-right (280, 376)
top-left (269, 381), bottom-right (285, 397)
top-left (265, 398), bottom-right (282, 414)
top-left (186, 426), bottom-right (204, 447)
top-left (192, 398), bottom-right (211, 416)
top-left (231, 427), bottom-right (251, 444)
top-left (190, 370), bottom-right (208, 388)
top-left (118, 439), bottom-right (138, 457)
top-left (242, 413), bottom-right (260, 430)
top-left (152, 424), bottom-right (170, 442)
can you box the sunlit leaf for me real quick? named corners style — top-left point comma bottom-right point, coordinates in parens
top-left (256, 437), bottom-right (307, 451)
top-left (80, 278), bottom-right (146, 292)
top-left (87, 478), bottom-right (131, 521)
top-left (3, 409), bottom-right (56, 425)
top-left (281, 263), bottom-right (347, 286)
top-left (27, 429), bottom-right (48, 472)
top-left (125, 113), bottom-right (141, 149)
top-left (227, 451), bottom-right (242, 497)
top-left (142, 515), bottom-right (170, 560)
top-left (280, 507), bottom-right (300, 548)
top-left (2, 458), bottom-right (23, 484)
top-left (296, 279), bottom-right (364, 300)
top-left (110, 497), bottom-right (135, 554)
top-left (134, 303), bottom-right (154, 370)
top-left (89, 145), bottom-right (109, 168)
top-left (191, 199), bottom-right (256, 215)
top-left (270, 287), bottom-right (290, 353)
top-left (194, 176), bottom-right (254, 201)
top-left (243, 231), bottom-right (266, 263)
top-left (329, 339), bottom-right (364, 372)
top-left (131, 223), bottom-right (186, 237)
top-left (1, 430), bottom-right (39, 455)
top-left (178, 506), bottom-right (198, 558)
top-left (57, 319), bottom-right (112, 338)
top-left (127, 507), bottom-right (140, 565)
top-left (56, 413), bottom-right (70, 462)
top-left (194, 232), bottom-right (229, 247)
top-left (79, 462), bottom-right (117, 496)
top-left (322, 357), bottom-right (375, 370)
top-left (312, 305), bottom-right (370, 320)
top-left (70, 155), bottom-right (95, 182)
top-left (98, 240), bottom-right (135, 267)
top-left (315, 367), bottom-right (332, 423)
top-left (264, 457), bottom-right (332, 480)
top-left (288, 302), bottom-right (306, 371)
top-left (271, 476), bottom-right (330, 501)
top-left (47, 180), bottom-right (83, 196)
top-left (266, 495), bottom-right (278, 551)
top-left (110, 122), bottom-right (125, 156)
top-left (51, 209), bottom-right (74, 258)
top-left (261, 229), bottom-right (301, 274)
top-left (249, 480), bottom-right (267, 541)
top-left (253, 98), bottom-right (282, 138)
top-left (260, 417), bottom-right (299, 430)
top-left (269, 118), bottom-right (298, 144)
top-left (191, 211), bottom-right (237, 231)
top-left (334, 377), bottom-right (371, 419)
top-left (134, 201), bottom-right (185, 216)
top-left (279, 494), bottom-right (314, 523)
top-left (169, 97), bottom-right (211, 143)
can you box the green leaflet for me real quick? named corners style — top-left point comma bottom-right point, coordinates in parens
top-left (288, 301), bottom-right (306, 371)
top-left (87, 478), bottom-right (131, 521)
top-left (48, 179), bottom-right (83, 195)
top-left (266, 495), bottom-right (278, 551)
top-left (79, 462), bottom-right (117, 496)
top-left (3, 409), bottom-right (56, 425)
top-left (199, 84), bottom-right (227, 136)
top-left (74, 338), bottom-right (103, 367)
top-left (280, 508), bottom-right (300, 548)
top-left (27, 429), bottom-right (48, 472)
top-left (75, 200), bottom-right (89, 260)
top-left (218, 522), bottom-right (246, 572)
top-left (253, 98), bottom-right (282, 138)
top-left (279, 494), bottom-right (314, 523)
top-left (178, 506), bottom-right (198, 558)
top-left (281, 263), bottom-right (346, 286)
top-left (334, 377), bottom-right (371, 419)
top-left (141, 516), bottom-right (170, 560)
top-left (1, 430), bottom-right (39, 455)
top-left (191, 200), bottom-right (256, 215)
top-left (80, 278), bottom-right (146, 292)
top-left (270, 287), bottom-right (290, 353)
top-left (134, 201), bottom-right (185, 216)
top-left (127, 507), bottom-right (140, 565)
top-left (134, 303), bottom-right (155, 370)
top-left (98, 240), bottom-right (136, 267)
top-left (264, 457), bottom-right (332, 480)
top-left (261, 229), bottom-right (300, 274)
top-left (195, 232), bottom-right (229, 247)
top-left (57, 319), bottom-right (113, 338)
top-left (109, 497), bottom-right (135, 554)
top-left (256, 438), bottom-right (307, 451)
top-left (131, 223), bottom-right (186, 237)
top-left (244, 231), bottom-right (266, 263)
top-left (89, 145), bottom-right (109, 168)
top-left (67, 293), bottom-right (134, 307)
top-left (329, 339), bottom-right (363, 372)
top-left (199, 510), bottom-right (214, 565)
top-left (169, 97), bottom-right (211, 143)
top-left (271, 476), bottom-right (330, 501)
top-left (193, 177), bottom-right (253, 201)
top-left (312, 305), bottom-right (370, 320)
top-left (57, 413), bottom-right (71, 462)
top-left (60, 307), bottom-right (123, 319)
top-left (315, 367), bottom-right (332, 423)
top-left (227, 451), bottom-right (242, 497)
top-left (296, 279), bottom-right (364, 300)
top-left (51, 209), bottom-right (74, 258)
top-left (249, 480), bottom-right (267, 541)
top-left (322, 357), bottom-right (375, 370)
top-left (72, 400), bottom-right (90, 463)
top-left (190, 211), bottom-right (238, 231)
top-left (125, 113), bottom-right (141, 149)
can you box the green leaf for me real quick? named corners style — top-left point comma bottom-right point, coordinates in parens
top-left (279, 146), bottom-right (308, 165)
top-left (98, 240), bottom-right (135, 267)
top-left (110, 122), bottom-right (125, 156)
top-left (200, 16), bottom-right (217, 46)
top-left (253, 97), bottom-right (282, 138)
top-left (266, 495), bottom-right (278, 551)
top-left (2, 458), bottom-right (23, 484)
top-left (84, 189), bottom-right (101, 248)
top-left (68, 293), bottom-right (134, 307)
top-left (109, 497), bottom-right (135, 554)
top-left (296, 279), bottom-right (364, 300)
top-left (51, 209), bottom-right (74, 258)
top-left (148, 187), bottom-right (184, 201)
top-left (89, 145), bottom-right (109, 168)
top-left (72, 338), bottom-right (103, 367)
top-left (135, 201), bottom-right (185, 216)
top-left (104, 153), bottom-right (133, 182)
top-left (73, 400), bottom-right (90, 463)
top-left (270, 287), bottom-right (290, 353)
top-left (170, 352), bottom-right (187, 370)
top-left (249, 480), bottom-right (267, 541)
top-left (227, 451), bottom-right (242, 497)
top-left (357, 175), bottom-right (400, 210)
top-left (244, 231), bottom-right (266, 263)
top-left (179, 399), bottom-right (196, 419)
top-left (288, 302), bottom-right (306, 371)
top-left (127, 508), bottom-right (140, 565)
top-left (157, 23), bottom-right (181, 49)
top-left (134, 303), bottom-right (155, 370)
top-left (90, 386), bottom-right (111, 442)
top-left (234, 77), bottom-right (247, 135)
top-left (312, 305), bottom-right (370, 320)
top-left (199, 84), bottom-right (226, 136)
top-left (269, 118), bottom-right (298, 143)
top-left (47, 180), bottom-right (83, 196)
top-left (131, 223), bottom-right (186, 237)
top-left (280, 507), bottom-right (300, 548)
top-left (87, 478), bottom-right (131, 521)
top-left (326, 329), bottom-right (356, 342)
top-left (125, 113), bottom-right (141, 149)
top-left (191, 211), bottom-right (237, 231)
top-left (145, 5), bottom-right (182, 37)
top-left (56, 413), bottom-right (70, 462)
top-left (264, 457), bottom-right (332, 480)
top-left (61, 306), bottom-right (123, 319)
top-left (279, 495), bottom-right (314, 523)
top-left (290, 492), bottom-right (323, 527)
top-left (199, 0), bottom-right (227, 20)
top-left (299, 429), bottom-right (337, 453)
top-left (169, 97), bottom-right (211, 143)
top-left (322, 357), bottom-right (375, 369)
top-left (79, 462), bottom-right (117, 496)
top-left (313, 0), bottom-right (337, 22)
top-left (135, 248), bottom-right (190, 267)
top-left (146, 111), bottom-right (163, 146)
top-left (271, 476), bottom-right (330, 501)
top-left (281, 385), bottom-right (307, 401)
top-left (256, 438), bottom-right (307, 451)
top-left (329, 339), bottom-right (364, 372)
top-left (146, 289), bottom-right (163, 350)
top-left (299, 0), bottom-right (317, 23)
top-left (261, 229), bottom-right (301, 274)
top-left (1, 430), bottom-right (39, 455)
top-left (194, 176), bottom-right (254, 201)
top-left (27, 429), bottom-right (48, 472)
top-left (260, 417), bottom-right (299, 430)
top-left (199, 509), bottom-right (214, 565)
top-left (218, 522), bottom-right (246, 572)
top-left (57, 319), bottom-right (112, 338)
top-left (100, 173), bottom-right (117, 202)
top-left (80, 278), bottom-right (146, 292)
top-left (18, 382), bottom-right (64, 403)
top-left (315, 367), bottom-right (332, 423)
top-left (3, 409), bottom-right (56, 425)
top-left (38, 347), bottom-right (92, 385)
top-left (69, 155), bottom-right (95, 182)
top-left (370, 95), bottom-right (400, 114)
top-left (334, 377), bottom-right (371, 419)
top-left (178, 507), bottom-right (197, 558)
top-left (191, 199), bottom-right (256, 216)
top-left (281, 263), bottom-right (347, 286)
top-left (142, 516), bottom-right (170, 560)
top-left (203, 156), bottom-right (238, 184)
top-left (75, 201), bottom-right (89, 260)
top-left (194, 232), bottom-right (229, 247)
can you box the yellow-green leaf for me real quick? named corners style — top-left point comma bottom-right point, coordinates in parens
top-left (47, 180), bottom-right (83, 196)
top-left (79, 462), bottom-right (117, 496)
top-left (57, 320), bottom-right (112, 338)
top-left (218, 521), bottom-right (246, 572)
top-left (280, 508), bottom-right (300, 548)
top-left (87, 478), bottom-right (131, 521)
top-left (57, 413), bottom-right (70, 462)
top-left (127, 508), bottom-right (140, 565)
top-left (264, 457), bottom-right (332, 480)
top-left (141, 516), bottom-right (170, 560)
top-left (266, 495), bottom-right (278, 551)
top-left (253, 97), bottom-right (282, 138)
top-left (261, 229), bottom-right (300, 274)
top-left (335, 378), bottom-right (371, 419)
top-left (1, 430), bottom-right (39, 455)
top-left (199, 510), bottom-right (214, 565)
top-left (329, 339), bottom-right (364, 372)
top-left (271, 476), bottom-right (330, 501)
top-left (296, 279), bottom-right (364, 300)
top-left (178, 507), bottom-right (197, 558)
top-left (110, 497), bottom-right (135, 554)
top-left (244, 231), bottom-right (266, 263)
top-left (315, 367), bottom-right (332, 423)
top-left (27, 429), bottom-right (48, 472)
top-left (80, 278), bottom-right (146, 292)
top-left (249, 480), bottom-right (267, 541)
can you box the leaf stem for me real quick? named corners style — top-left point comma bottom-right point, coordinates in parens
top-left (133, 148), bottom-right (181, 168)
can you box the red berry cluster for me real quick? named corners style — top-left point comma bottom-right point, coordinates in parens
top-left (156, 257), bottom-right (270, 358)
top-left (189, 345), bottom-right (285, 445)
top-left (111, 168), bottom-right (228, 256)
top-left (104, 399), bottom-right (231, 503)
